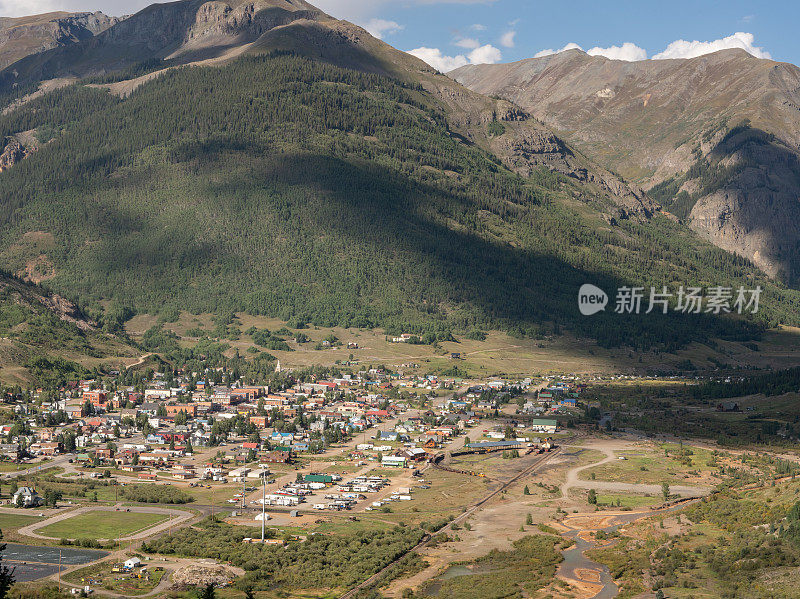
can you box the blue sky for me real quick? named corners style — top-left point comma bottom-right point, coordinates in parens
top-left (2, 0), bottom-right (797, 70)
top-left (314, 0), bottom-right (797, 70)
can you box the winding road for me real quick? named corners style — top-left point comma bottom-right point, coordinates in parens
top-left (555, 441), bottom-right (713, 598)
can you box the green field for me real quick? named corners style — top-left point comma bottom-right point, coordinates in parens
top-left (0, 512), bottom-right (45, 531)
top-left (0, 462), bottom-right (31, 473)
top-left (36, 510), bottom-right (170, 540)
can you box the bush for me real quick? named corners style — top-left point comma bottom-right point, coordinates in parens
top-left (121, 484), bottom-right (194, 504)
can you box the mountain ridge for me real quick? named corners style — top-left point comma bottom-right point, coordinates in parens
top-left (0, 10), bottom-right (121, 70)
top-left (450, 48), bottom-right (800, 283)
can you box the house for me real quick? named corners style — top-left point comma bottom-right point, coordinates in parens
top-left (249, 416), bottom-right (267, 429)
top-left (66, 406), bottom-right (83, 419)
top-left (529, 419), bottom-right (558, 433)
top-left (231, 388), bottom-right (261, 402)
top-left (192, 431), bottom-right (211, 447)
top-left (165, 404), bottom-right (197, 418)
top-left (270, 432), bottom-right (294, 443)
top-left (124, 558), bottom-right (142, 569)
top-left (365, 409), bottom-right (390, 419)
top-left (83, 390), bottom-right (108, 407)
top-left (381, 455), bottom-right (407, 468)
top-left (261, 451), bottom-right (292, 464)
top-left (559, 398), bottom-right (577, 408)
top-left (31, 442), bottom-right (61, 457)
top-left (137, 402), bottom-right (161, 416)
top-left (0, 443), bottom-right (20, 460)
top-left (717, 402), bottom-right (740, 412)
top-left (466, 440), bottom-right (522, 451)
top-left (13, 487), bottom-right (42, 508)
top-left (422, 438), bottom-right (439, 450)
top-left (304, 474), bottom-right (333, 485)
top-left (396, 447), bottom-right (427, 462)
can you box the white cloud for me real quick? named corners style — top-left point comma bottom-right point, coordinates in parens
top-left (409, 43), bottom-right (501, 72)
top-left (408, 47), bottom-right (470, 72)
top-left (455, 37), bottom-right (481, 49)
top-left (500, 30), bottom-right (516, 48)
top-left (470, 23), bottom-right (487, 31)
top-left (587, 42), bottom-right (647, 62)
top-left (468, 44), bottom-right (502, 64)
top-left (363, 18), bottom-right (403, 39)
top-left (0, 0), bottom-right (145, 16)
top-left (652, 32), bottom-right (771, 60)
top-left (0, 0), bottom-right (57, 15)
top-left (533, 42), bottom-right (583, 58)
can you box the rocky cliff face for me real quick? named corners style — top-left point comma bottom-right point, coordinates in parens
top-left (0, 11), bottom-right (120, 70)
top-left (0, 273), bottom-right (97, 330)
top-left (451, 49), bottom-right (800, 284)
top-left (0, 1), bottom-right (329, 88)
top-left (0, 137), bottom-right (29, 172)
top-left (687, 127), bottom-right (800, 281)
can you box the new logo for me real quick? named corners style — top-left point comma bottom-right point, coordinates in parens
top-left (578, 284), bottom-right (608, 316)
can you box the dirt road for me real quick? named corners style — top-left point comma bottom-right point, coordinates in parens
top-left (560, 441), bottom-right (711, 499)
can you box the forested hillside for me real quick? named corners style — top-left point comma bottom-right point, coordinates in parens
top-left (0, 51), bottom-right (795, 350)
top-left (0, 270), bottom-right (137, 385)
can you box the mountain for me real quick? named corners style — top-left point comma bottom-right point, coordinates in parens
top-left (0, 11), bottom-right (120, 70)
top-left (451, 49), bottom-right (800, 283)
top-left (0, 0), bottom-right (796, 354)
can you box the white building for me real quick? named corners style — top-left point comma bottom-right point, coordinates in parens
top-left (13, 487), bottom-right (42, 508)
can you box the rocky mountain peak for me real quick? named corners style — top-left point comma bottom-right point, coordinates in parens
top-left (0, 11), bottom-right (121, 69)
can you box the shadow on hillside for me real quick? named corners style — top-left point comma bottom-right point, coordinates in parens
top-left (191, 147), bottom-right (761, 351)
top-left (694, 125), bottom-right (800, 286)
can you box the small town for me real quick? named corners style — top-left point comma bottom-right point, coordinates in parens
top-left (0, 361), bottom-right (588, 594)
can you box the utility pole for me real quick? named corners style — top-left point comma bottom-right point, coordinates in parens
top-left (261, 473), bottom-right (266, 542)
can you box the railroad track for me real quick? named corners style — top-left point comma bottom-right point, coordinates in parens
top-left (338, 446), bottom-right (563, 599)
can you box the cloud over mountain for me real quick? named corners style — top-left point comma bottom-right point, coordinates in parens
top-left (652, 32), bottom-right (771, 60)
top-left (363, 18), bottom-right (403, 39)
top-left (587, 42), bottom-right (647, 61)
top-left (409, 43), bottom-right (501, 72)
top-left (533, 32), bottom-right (770, 62)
